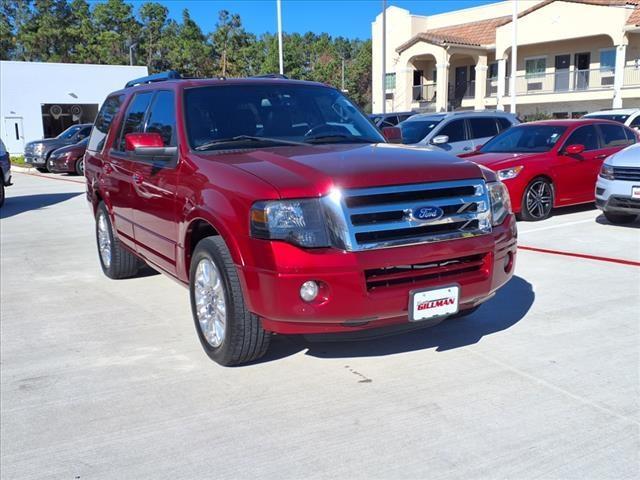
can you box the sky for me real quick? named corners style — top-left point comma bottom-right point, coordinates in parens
top-left (129, 0), bottom-right (498, 39)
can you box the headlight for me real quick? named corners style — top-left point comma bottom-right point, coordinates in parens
top-left (250, 199), bottom-right (330, 248)
top-left (497, 165), bottom-right (523, 181)
top-left (34, 144), bottom-right (45, 154)
top-left (599, 163), bottom-right (614, 180)
top-left (487, 181), bottom-right (512, 226)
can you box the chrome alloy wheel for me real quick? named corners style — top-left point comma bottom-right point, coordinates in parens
top-left (97, 212), bottom-right (112, 268)
top-left (194, 258), bottom-right (227, 348)
top-left (525, 180), bottom-right (553, 219)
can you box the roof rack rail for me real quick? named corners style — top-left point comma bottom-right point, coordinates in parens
top-left (125, 70), bottom-right (181, 88)
top-left (251, 73), bottom-right (289, 79)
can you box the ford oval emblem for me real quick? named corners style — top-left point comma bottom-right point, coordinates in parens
top-left (412, 206), bottom-right (444, 222)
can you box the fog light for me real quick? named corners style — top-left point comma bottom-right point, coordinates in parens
top-left (504, 252), bottom-right (514, 273)
top-left (300, 281), bottom-right (319, 302)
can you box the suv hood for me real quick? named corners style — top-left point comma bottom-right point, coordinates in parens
top-left (27, 138), bottom-right (71, 149)
top-left (606, 144), bottom-right (640, 167)
top-left (201, 143), bottom-right (485, 197)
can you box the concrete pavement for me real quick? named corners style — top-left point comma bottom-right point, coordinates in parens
top-left (1, 172), bottom-right (638, 479)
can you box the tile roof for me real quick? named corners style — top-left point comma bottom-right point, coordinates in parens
top-left (396, 0), bottom-right (640, 54)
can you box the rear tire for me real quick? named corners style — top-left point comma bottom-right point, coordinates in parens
top-left (95, 202), bottom-right (143, 279)
top-left (189, 236), bottom-right (271, 366)
top-left (521, 178), bottom-right (554, 221)
top-left (604, 211), bottom-right (637, 224)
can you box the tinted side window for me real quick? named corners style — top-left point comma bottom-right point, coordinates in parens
top-left (624, 127), bottom-right (637, 143)
top-left (469, 117), bottom-right (499, 139)
top-left (599, 124), bottom-right (633, 148)
top-left (496, 117), bottom-right (513, 132)
top-left (145, 91), bottom-right (176, 146)
top-left (76, 126), bottom-right (91, 140)
top-left (564, 125), bottom-right (599, 151)
top-left (116, 92), bottom-right (154, 151)
top-left (630, 116), bottom-right (640, 128)
top-left (437, 119), bottom-right (466, 143)
top-left (88, 95), bottom-right (124, 153)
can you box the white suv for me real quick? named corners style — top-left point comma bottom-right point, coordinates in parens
top-left (399, 111), bottom-right (519, 155)
top-left (584, 108), bottom-right (640, 130)
top-left (596, 143), bottom-right (640, 224)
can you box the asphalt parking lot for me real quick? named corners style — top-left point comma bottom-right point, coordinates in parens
top-left (1, 171), bottom-right (639, 479)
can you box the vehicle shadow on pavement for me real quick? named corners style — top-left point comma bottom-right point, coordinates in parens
top-left (257, 275), bottom-right (534, 364)
top-left (0, 192), bottom-right (82, 219)
top-left (595, 214), bottom-right (640, 229)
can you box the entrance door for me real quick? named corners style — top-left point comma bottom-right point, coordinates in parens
top-left (554, 55), bottom-right (570, 91)
top-left (3, 117), bottom-right (24, 154)
top-left (574, 53), bottom-right (591, 90)
top-left (413, 69), bottom-right (424, 100)
top-left (453, 66), bottom-right (468, 108)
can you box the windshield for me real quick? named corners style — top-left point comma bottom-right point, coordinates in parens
top-left (184, 84), bottom-right (384, 150)
top-left (480, 125), bottom-right (567, 153)
top-left (77, 137), bottom-right (89, 146)
top-left (585, 114), bottom-right (629, 124)
top-left (400, 118), bottom-right (442, 144)
top-left (56, 125), bottom-right (82, 140)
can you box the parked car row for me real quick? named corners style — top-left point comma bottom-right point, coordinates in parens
top-left (24, 123), bottom-right (91, 174)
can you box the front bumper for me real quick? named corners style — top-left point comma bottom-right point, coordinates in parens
top-left (48, 156), bottom-right (77, 173)
top-left (595, 176), bottom-right (640, 215)
top-left (240, 215), bottom-right (518, 334)
top-left (24, 154), bottom-right (47, 166)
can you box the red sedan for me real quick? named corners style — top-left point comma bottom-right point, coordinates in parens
top-left (461, 119), bottom-right (637, 220)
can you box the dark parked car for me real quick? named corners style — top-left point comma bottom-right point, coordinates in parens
top-left (0, 139), bottom-right (11, 207)
top-left (24, 123), bottom-right (92, 172)
top-left (48, 137), bottom-right (89, 175)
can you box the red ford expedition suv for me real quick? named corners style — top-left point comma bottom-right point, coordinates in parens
top-left (85, 71), bottom-right (517, 366)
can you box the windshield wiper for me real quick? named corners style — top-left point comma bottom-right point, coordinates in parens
top-left (304, 134), bottom-right (376, 144)
top-left (195, 135), bottom-right (306, 151)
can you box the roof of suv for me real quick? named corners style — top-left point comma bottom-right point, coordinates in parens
top-left (404, 110), bottom-right (516, 122)
top-left (584, 108), bottom-right (640, 116)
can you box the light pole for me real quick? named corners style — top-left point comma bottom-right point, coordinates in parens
top-left (381, 0), bottom-right (387, 114)
top-left (510, 0), bottom-right (518, 114)
top-left (277, 0), bottom-right (284, 75)
top-left (129, 42), bottom-right (138, 66)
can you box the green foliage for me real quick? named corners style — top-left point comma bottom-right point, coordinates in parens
top-left (2, 0), bottom-right (372, 109)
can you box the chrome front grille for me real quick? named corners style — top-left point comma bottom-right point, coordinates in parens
top-left (613, 167), bottom-right (640, 182)
top-left (321, 179), bottom-right (492, 251)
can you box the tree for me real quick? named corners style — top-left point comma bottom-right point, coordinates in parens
top-left (163, 9), bottom-right (214, 77)
top-left (210, 10), bottom-right (250, 77)
top-left (139, 2), bottom-right (168, 72)
top-left (91, 0), bottom-right (140, 65)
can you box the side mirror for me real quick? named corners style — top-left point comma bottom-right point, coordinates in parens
top-left (431, 135), bottom-right (449, 145)
top-left (474, 144), bottom-right (484, 152)
top-left (125, 132), bottom-right (176, 157)
top-left (382, 126), bottom-right (402, 144)
top-left (565, 144), bottom-right (585, 155)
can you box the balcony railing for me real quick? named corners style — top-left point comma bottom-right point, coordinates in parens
top-left (486, 68), bottom-right (618, 97)
top-left (412, 83), bottom-right (437, 103)
top-left (623, 66), bottom-right (640, 87)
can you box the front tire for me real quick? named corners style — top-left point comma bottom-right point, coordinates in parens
top-left (604, 211), bottom-right (637, 224)
top-left (46, 156), bottom-right (55, 173)
top-left (520, 178), bottom-right (554, 221)
top-left (95, 202), bottom-right (143, 279)
top-left (36, 167), bottom-right (48, 173)
top-left (189, 236), bottom-right (270, 366)
top-left (75, 158), bottom-right (84, 176)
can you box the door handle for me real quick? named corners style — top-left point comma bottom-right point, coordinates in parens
top-left (103, 163), bottom-right (113, 174)
top-left (595, 154), bottom-right (607, 159)
top-left (463, 146), bottom-right (472, 151)
top-left (133, 173), bottom-right (144, 185)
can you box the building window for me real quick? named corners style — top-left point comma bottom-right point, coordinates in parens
top-left (488, 63), bottom-right (498, 79)
top-left (600, 48), bottom-right (616, 74)
top-left (385, 73), bottom-right (396, 90)
top-left (525, 57), bottom-right (546, 79)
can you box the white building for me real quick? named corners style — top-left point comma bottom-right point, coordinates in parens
top-left (0, 61), bottom-right (148, 155)
top-left (372, 0), bottom-right (640, 118)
